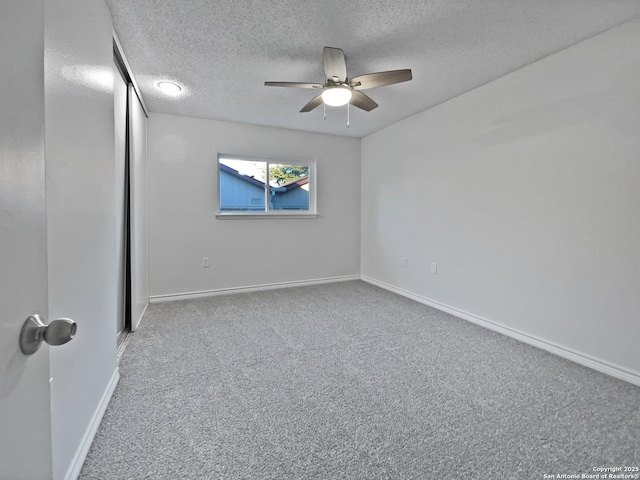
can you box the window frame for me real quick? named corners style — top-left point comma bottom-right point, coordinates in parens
top-left (215, 153), bottom-right (318, 219)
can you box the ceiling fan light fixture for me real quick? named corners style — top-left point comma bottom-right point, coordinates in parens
top-left (322, 86), bottom-right (352, 107)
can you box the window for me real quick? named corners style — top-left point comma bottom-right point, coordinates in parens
top-left (217, 155), bottom-right (316, 218)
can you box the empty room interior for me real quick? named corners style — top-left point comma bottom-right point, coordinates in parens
top-left (1, 0), bottom-right (639, 479)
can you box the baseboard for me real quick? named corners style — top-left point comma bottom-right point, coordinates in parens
top-left (64, 368), bottom-right (120, 480)
top-left (149, 275), bottom-right (361, 303)
top-left (131, 300), bottom-right (148, 332)
top-left (361, 275), bottom-right (640, 387)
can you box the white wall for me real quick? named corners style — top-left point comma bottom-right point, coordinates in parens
top-left (361, 18), bottom-right (640, 380)
top-left (45, 0), bottom-right (118, 478)
top-left (148, 114), bottom-right (361, 297)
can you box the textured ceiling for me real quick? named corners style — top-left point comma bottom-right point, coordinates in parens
top-left (105, 0), bottom-right (640, 138)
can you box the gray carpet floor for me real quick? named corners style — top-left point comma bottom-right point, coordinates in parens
top-left (80, 281), bottom-right (640, 479)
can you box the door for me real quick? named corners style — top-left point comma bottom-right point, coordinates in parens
top-left (0, 2), bottom-right (53, 478)
top-left (113, 58), bottom-right (149, 336)
top-left (2, 1), bottom-right (118, 478)
top-left (128, 84), bottom-right (149, 331)
top-left (114, 61), bottom-right (128, 341)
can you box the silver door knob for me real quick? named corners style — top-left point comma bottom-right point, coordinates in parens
top-left (19, 314), bottom-right (77, 355)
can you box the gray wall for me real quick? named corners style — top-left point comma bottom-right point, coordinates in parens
top-left (361, 18), bottom-right (640, 381)
top-left (147, 114), bottom-right (361, 298)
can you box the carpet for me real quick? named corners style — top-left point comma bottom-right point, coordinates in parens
top-left (80, 281), bottom-right (640, 479)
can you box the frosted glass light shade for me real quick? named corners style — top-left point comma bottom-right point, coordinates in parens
top-left (322, 86), bottom-right (352, 107)
top-left (157, 81), bottom-right (182, 95)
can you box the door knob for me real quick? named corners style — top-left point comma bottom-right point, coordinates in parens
top-left (19, 314), bottom-right (77, 355)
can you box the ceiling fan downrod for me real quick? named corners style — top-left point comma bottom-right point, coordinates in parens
top-left (347, 102), bottom-right (350, 128)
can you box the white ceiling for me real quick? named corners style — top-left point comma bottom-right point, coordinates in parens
top-left (105, 0), bottom-right (640, 138)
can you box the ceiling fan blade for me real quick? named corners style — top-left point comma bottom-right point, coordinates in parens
top-left (300, 94), bottom-right (324, 112)
top-left (350, 90), bottom-right (378, 111)
top-left (265, 81), bottom-right (323, 89)
top-left (323, 47), bottom-right (347, 83)
top-left (350, 69), bottom-right (412, 90)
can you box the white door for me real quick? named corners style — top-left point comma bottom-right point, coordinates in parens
top-left (128, 84), bottom-right (149, 331)
top-left (114, 68), bottom-right (149, 334)
top-left (0, 2), bottom-right (53, 478)
top-left (115, 63), bottom-right (128, 337)
top-left (2, 1), bottom-right (118, 478)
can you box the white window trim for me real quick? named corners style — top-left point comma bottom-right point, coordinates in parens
top-left (216, 154), bottom-right (317, 219)
top-left (215, 212), bottom-right (319, 220)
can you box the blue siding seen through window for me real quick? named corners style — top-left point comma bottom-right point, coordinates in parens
top-left (219, 167), bottom-right (265, 211)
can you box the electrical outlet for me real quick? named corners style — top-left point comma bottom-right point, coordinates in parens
top-left (431, 262), bottom-right (437, 274)
top-left (402, 257), bottom-right (409, 267)
top-left (202, 257), bottom-right (210, 268)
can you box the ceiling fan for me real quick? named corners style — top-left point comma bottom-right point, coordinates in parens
top-left (265, 46), bottom-right (412, 114)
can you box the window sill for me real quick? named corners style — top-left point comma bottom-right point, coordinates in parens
top-left (215, 212), bottom-right (319, 220)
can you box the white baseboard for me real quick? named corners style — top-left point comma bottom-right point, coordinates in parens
top-left (149, 275), bottom-right (361, 303)
top-left (361, 275), bottom-right (640, 387)
top-left (131, 300), bottom-right (148, 332)
top-left (64, 368), bottom-right (120, 480)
